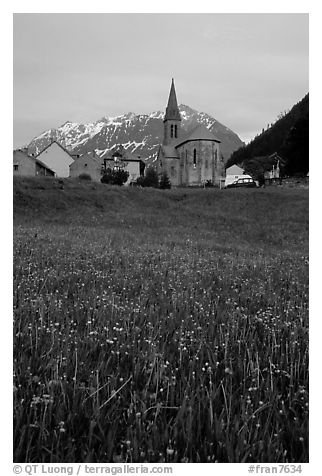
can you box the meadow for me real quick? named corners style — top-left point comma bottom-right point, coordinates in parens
top-left (13, 178), bottom-right (309, 463)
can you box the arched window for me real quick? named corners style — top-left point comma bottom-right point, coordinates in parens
top-left (193, 149), bottom-right (197, 168)
top-left (175, 125), bottom-right (177, 138)
top-left (205, 159), bottom-right (208, 169)
top-left (170, 125), bottom-right (174, 138)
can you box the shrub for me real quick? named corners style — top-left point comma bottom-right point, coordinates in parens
top-left (78, 173), bottom-right (92, 181)
top-left (135, 176), bottom-right (145, 187)
top-left (159, 171), bottom-right (171, 189)
top-left (101, 168), bottom-right (129, 186)
top-left (139, 167), bottom-right (159, 188)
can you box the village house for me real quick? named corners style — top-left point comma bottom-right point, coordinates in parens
top-left (69, 151), bottom-right (102, 182)
top-left (224, 164), bottom-right (252, 187)
top-left (13, 148), bottom-right (55, 177)
top-left (102, 146), bottom-right (146, 185)
top-left (69, 146), bottom-right (145, 184)
top-left (157, 79), bottom-right (225, 187)
top-left (34, 141), bottom-right (75, 178)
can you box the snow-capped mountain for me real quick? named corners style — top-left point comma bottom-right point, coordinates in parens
top-left (27, 105), bottom-right (244, 164)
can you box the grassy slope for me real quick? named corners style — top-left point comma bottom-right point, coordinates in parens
top-left (13, 177), bottom-right (309, 463)
top-left (14, 177), bottom-right (308, 251)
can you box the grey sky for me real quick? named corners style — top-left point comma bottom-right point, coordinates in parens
top-left (13, 13), bottom-right (309, 148)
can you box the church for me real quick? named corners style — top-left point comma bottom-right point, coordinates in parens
top-left (157, 79), bottom-right (225, 187)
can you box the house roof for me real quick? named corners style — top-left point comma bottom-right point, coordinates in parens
top-left (226, 164), bottom-right (244, 175)
top-left (13, 148), bottom-right (31, 157)
top-left (69, 152), bottom-right (102, 169)
top-left (35, 158), bottom-right (55, 174)
top-left (35, 140), bottom-right (75, 161)
top-left (102, 144), bottom-right (145, 163)
top-left (175, 124), bottom-right (220, 147)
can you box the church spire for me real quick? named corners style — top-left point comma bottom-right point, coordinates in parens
top-left (164, 78), bottom-right (181, 122)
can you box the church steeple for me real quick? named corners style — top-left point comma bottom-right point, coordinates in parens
top-left (164, 78), bottom-right (181, 122)
top-left (163, 79), bottom-right (181, 146)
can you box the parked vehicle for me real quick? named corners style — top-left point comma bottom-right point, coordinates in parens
top-left (225, 177), bottom-right (257, 188)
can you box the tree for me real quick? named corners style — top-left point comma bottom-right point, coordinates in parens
top-left (101, 168), bottom-right (129, 186)
top-left (225, 94), bottom-right (309, 174)
top-left (159, 171), bottom-right (171, 189)
top-left (281, 115), bottom-right (309, 176)
top-left (136, 167), bottom-right (159, 188)
top-left (243, 159), bottom-right (266, 186)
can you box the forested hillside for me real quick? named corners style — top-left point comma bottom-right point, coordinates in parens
top-left (226, 94), bottom-right (309, 176)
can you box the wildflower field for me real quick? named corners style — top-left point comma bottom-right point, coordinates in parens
top-left (13, 178), bottom-right (309, 463)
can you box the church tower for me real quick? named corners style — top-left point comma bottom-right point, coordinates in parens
top-left (163, 78), bottom-right (181, 146)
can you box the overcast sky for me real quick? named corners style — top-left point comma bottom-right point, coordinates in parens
top-left (13, 13), bottom-right (309, 148)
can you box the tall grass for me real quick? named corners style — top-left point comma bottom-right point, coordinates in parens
top-left (13, 181), bottom-right (309, 463)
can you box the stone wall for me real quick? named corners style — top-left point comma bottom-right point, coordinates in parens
top-left (158, 139), bottom-right (223, 187)
top-left (163, 157), bottom-right (181, 186)
top-left (177, 140), bottom-right (222, 186)
top-left (163, 120), bottom-right (181, 146)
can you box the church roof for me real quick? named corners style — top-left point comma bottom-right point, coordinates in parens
top-left (160, 145), bottom-right (178, 158)
top-left (175, 124), bottom-right (221, 147)
top-left (164, 79), bottom-right (181, 122)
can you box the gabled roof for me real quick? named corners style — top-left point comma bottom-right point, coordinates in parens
top-left (35, 140), bottom-right (75, 160)
top-left (13, 148), bottom-right (31, 157)
top-left (226, 164), bottom-right (244, 174)
top-left (70, 152), bottom-right (102, 168)
top-left (175, 124), bottom-right (220, 147)
top-left (35, 158), bottom-right (55, 174)
top-left (14, 147), bottom-right (29, 154)
top-left (164, 79), bottom-right (181, 122)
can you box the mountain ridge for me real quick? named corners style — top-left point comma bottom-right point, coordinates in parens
top-left (27, 105), bottom-right (244, 165)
